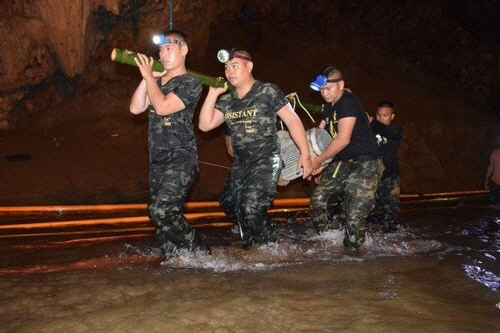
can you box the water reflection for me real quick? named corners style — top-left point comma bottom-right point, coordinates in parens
top-left (463, 264), bottom-right (499, 291)
top-left (1, 205), bottom-right (499, 332)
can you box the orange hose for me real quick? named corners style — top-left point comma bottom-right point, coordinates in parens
top-left (0, 200), bottom-right (310, 215)
top-left (0, 208), bottom-right (306, 232)
top-left (0, 191), bottom-right (487, 215)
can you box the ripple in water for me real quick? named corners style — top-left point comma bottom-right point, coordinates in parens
top-left (462, 264), bottom-right (500, 291)
top-left (123, 225), bottom-right (447, 273)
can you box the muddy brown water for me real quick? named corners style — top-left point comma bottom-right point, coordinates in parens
top-left (1, 204), bottom-right (499, 332)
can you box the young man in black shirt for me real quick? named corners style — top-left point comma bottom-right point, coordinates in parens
top-left (367, 101), bottom-right (403, 232)
top-left (309, 65), bottom-right (384, 249)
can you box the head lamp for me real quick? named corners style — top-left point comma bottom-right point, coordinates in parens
top-left (310, 75), bottom-right (328, 91)
top-left (217, 49), bottom-right (231, 63)
top-left (216, 48), bottom-right (252, 63)
top-left (152, 34), bottom-right (186, 46)
top-left (309, 75), bottom-right (343, 91)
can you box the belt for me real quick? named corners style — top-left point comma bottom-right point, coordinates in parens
top-left (345, 154), bottom-right (378, 163)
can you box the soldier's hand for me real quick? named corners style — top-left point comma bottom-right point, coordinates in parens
top-left (312, 165), bottom-right (326, 176)
top-left (152, 69), bottom-right (167, 78)
top-left (298, 154), bottom-right (312, 179)
top-left (134, 53), bottom-right (155, 80)
top-left (311, 156), bottom-right (323, 171)
top-left (209, 83), bottom-right (228, 96)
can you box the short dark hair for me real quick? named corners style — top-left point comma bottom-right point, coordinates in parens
top-left (163, 29), bottom-right (188, 44)
top-left (378, 101), bottom-right (396, 113)
top-left (321, 65), bottom-right (342, 80)
top-left (231, 48), bottom-right (252, 61)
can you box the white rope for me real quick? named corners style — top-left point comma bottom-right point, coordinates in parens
top-left (199, 160), bottom-right (231, 170)
top-left (286, 92), bottom-right (316, 123)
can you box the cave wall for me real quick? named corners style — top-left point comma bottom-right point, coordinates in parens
top-left (0, 0), bottom-right (233, 129)
top-left (1, 0), bottom-right (497, 121)
top-left (0, 0), bottom-right (100, 129)
top-left (0, 0), bottom-right (499, 194)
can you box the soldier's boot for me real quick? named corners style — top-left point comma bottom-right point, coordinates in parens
top-left (241, 228), bottom-right (269, 249)
top-left (382, 219), bottom-right (398, 233)
top-left (241, 233), bottom-right (254, 250)
top-left (310, 207), bottom-right (332, 233)
top-left (157, 232), bottom-right (180, 260)
top-left (262, 220), bottom-right (277, 243)
top-left (191, 233), bottom-right (212, 255)
top-left (240, 230), bottom-right (274, 249)
top-left (366, 211), bottom-right (383, 225)
top-left (343, 228), bottom-right (366, 249)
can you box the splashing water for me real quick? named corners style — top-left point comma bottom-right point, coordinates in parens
top-left (119, 224), bottom-right (447, 273)
top-left (1, 205), bottom-right (500, 333)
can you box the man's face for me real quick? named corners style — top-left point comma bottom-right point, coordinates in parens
top-left (224, 58), bottom-right (251, 87)
top-left (158, 41), bottom-right (185, 70)
top-left (376, 107), bottom-right (395, 125)
top-left (320, 80), bottom-right (344, 103)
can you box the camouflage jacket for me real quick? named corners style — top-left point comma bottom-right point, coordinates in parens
top-left (215, 80), bottom-right (288, 162)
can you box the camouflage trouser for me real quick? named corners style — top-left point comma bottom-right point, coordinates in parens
top-left (368, 174), bottom-right (400, 232)
top-left (488, 179), bottom-right (500, 204)
top-left (219, 154), bottom-right (281, 249)
top-left (310, 157), bottom-right (384, 248)
top-left (148, 150), bottom-right (209, 259)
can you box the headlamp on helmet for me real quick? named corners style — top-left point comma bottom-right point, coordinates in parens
top-left (152, 34), bottom-right (186, 46)
top-left (309, 65), bottom-right (342, 91)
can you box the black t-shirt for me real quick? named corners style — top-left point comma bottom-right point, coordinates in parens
top-left (371, 119), bottom-right (403, 178)
top-left (323, 91), bottom-right (379, 161)
top-left (216, 80), bottom-right (289, 161)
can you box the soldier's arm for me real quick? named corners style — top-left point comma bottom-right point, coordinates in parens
top-left (485, 151), bottom-right (498, 189)
top-left (199, 86), bottom-right (227, 131)
top-left (131, 53), bottom-right (183, 115)
top-left (129, 79), bottom-right (150, 114)
top-left (371, 120), bottom-right (403, 140)
top-left (277, 104), bottom-right (312, 178)
top-left (148, 88), bottom-right (186, 116)
top-left (224, 135), bottom-right (234, 158)
top-left (485, 159), bottom-right (493, 189)
top-left (312, 116), bottom-right (355, 172)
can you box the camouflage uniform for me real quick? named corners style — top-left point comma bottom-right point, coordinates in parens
top-left (215, 81), bottom-right (288, 248)
top-left (312, 158), bottom-right (383, 247)
top-left (368, 174), bottom-right (400, 232)
top-left (147, 74), bottom-right (209, 259)
top-left (310, 91), bottom-right (383, 248)
top-left (367, 119), bottom-right (403, 232)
